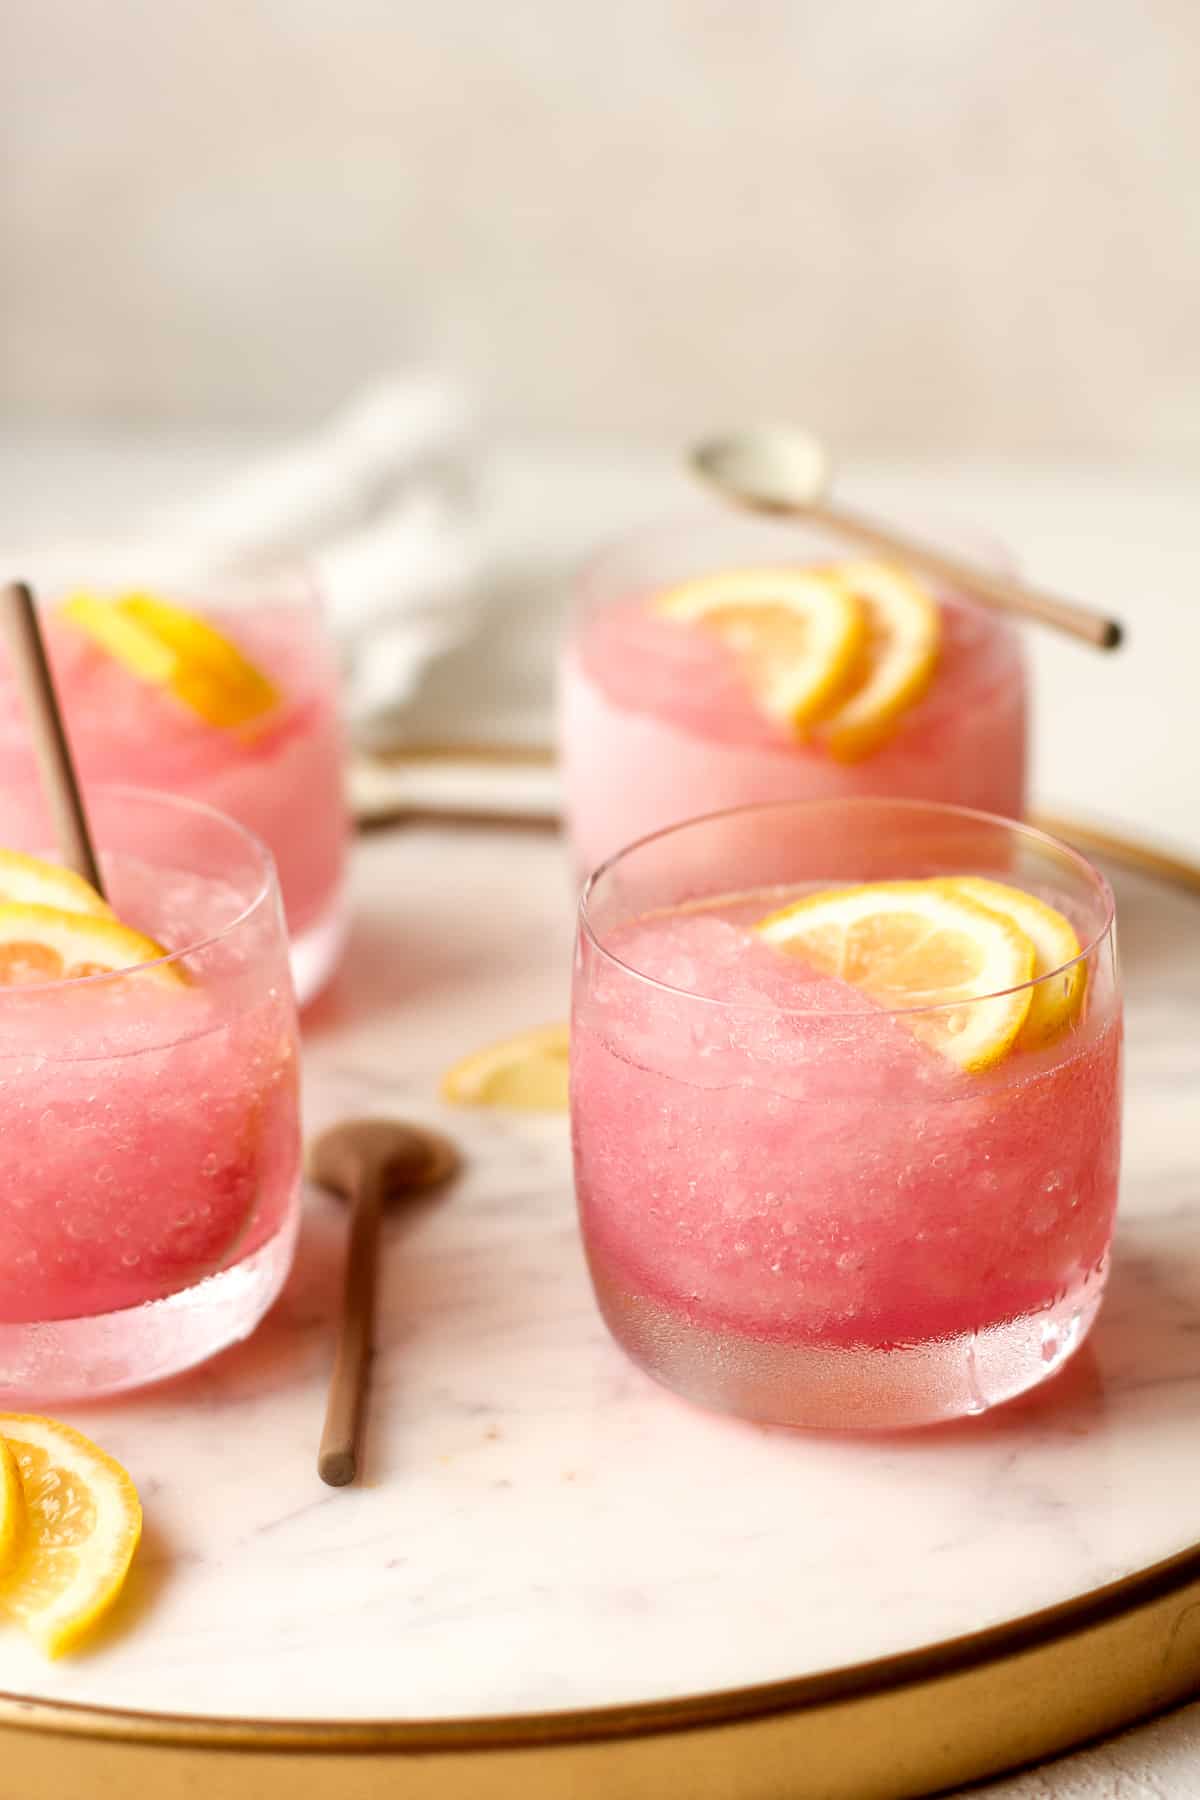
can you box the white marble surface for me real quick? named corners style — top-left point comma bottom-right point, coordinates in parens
top-left (0, 823), bottom-right (1193, 1759)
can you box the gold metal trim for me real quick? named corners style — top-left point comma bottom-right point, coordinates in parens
top-left (5, 1540), bottom-right (1200, 1795)
top-left (357, 803), bottom-right (558, 836)
top-left (1030, 810), bottom-right (1200, 897)
top-left (348, 741), bottom-right (1200, 890)
top-left (4, 792), bottom-right (1194, 1795)
top-left (364, 741), bottom-right (557, 766)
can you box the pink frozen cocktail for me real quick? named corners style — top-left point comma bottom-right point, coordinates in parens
top-left (571, 799), bottom-right (1121, 1428)
top-left (0, 789), bottom-right (302, 1402)
top-left (0, 584), bottom-right (348, 1005)
top-left (560, 515), bottom-right (1027, 878)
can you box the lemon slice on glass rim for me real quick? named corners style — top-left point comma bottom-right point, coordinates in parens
top-left (943, 876), bottom-right (1086, 1049)
top-left (441, 1023), bottom-right (570, 1111)
top-left (653, 567), bottom-right (867, 732)
top-left (755, 880), bottom-right (1037, 1071)
top-left (0, 848), bottom-right (115, 918)
top-left (0, 901), bottom-right (183, 990)
top-left (814, 561), bottom-right (943, 761)
top-left (652, 560), bottom-right (946, 751)
top-left (60, 591), bottom-right (280, 732)
top-left (0, 1415), bottom-right (142, 1656)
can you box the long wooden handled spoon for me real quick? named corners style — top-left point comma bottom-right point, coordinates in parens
top-left (309, 1118), bottom-right (459, 1487)
top-left (691, 426), bottom-right (1123, 651)
top-left (1, 582), bottom-right (108, 892)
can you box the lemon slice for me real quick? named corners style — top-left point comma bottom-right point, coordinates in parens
top-left (119, 594), bottom-right (280, 727)
top-left (0, 903), bottom-right (183, 989)
top-left (441, 1023), bottom-right (570, 1111)
top-left (0, 1416), bottom-right (142, 1656)
top-left (61, 591), bottom-right (280, 731)
top-left (945, 877), bottom-right (1086, 1050)
top-left (756, 882), bottom-right (1036, 1070)
top-left (0, 849), bottom-right (113, 919)
top-left (653, 567), bottom-right (866, 731)
top-left (0, 1441), bottom-right (22, 1580)
top-left (815, 561), bottom-right (942, 760)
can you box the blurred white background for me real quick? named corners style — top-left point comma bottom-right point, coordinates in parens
top-left (4, 0), bottom-right (1198, 454)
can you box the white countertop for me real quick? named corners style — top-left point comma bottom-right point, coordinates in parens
top-left (0, 438), bottom-right (1198, 1795)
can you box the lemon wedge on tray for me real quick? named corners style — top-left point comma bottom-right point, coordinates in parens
top-left (61, 591), bottom-right (279, 732)
top-left (442, 1023), bottom-right (570, 1111)
top-left (0, 1416), bottom-right (142, 1657)
top-left (0, 1441), bottom-right (22, 1580)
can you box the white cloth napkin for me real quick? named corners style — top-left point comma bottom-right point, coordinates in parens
top-left (147, 374), bottom-right (486, 734)
top-left (16, 375), bottom-right (487, 741)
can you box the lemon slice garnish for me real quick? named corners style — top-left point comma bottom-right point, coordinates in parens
top-left (756, 881), bottom-right (1036, 1071)
top-left (61, 591), bottom-right (280, 732)
top-left (0, 849), bottom-right (114, 919)
top-left (815, 561), bottom-right (942, 760)
top-left (944, 877), bottom-right (1086, 1050)
top-left (653, 567), bottom-right (866, 732)
top-left (0, 1441), bottom-right (22, 1581)
top-left (0, 1416), bottom-right (142, 1657)
top-left (0, 903), bottom-right (184, 989)
top-left (441, 1023), bottom-right (569, 1111)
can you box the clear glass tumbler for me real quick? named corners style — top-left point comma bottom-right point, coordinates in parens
top-left (559, 512), bottom-right (1028, 879)
top-left (0, 788), bottom-right (303, 1402)
top-left (0, 573), bottom-right (349, 1005)
top-left (571, 799), bottom-right (1122, 1429)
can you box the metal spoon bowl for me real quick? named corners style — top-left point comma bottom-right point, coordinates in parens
top-left (693, 425), bottom-right (832, 513)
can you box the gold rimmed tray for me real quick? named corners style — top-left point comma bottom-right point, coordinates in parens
top-left (1, 813), bottom-right (1196, 1800)
top-left (4, 1543), bottom-right (1200, 1800)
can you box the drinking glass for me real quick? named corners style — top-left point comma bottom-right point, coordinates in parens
top-left (571, 798), bottom-right (1121, 1429)
top-left (0, 788), bottom-right (303, 1402)
top-left (0, 573), bottom-right (349, 1005)
top-left (559, 513), bottom-right (1027, 879)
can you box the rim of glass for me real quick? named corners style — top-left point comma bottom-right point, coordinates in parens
top-left (568, 510), bottom-right (1024, 730)
top-left (0, 558), bottom-right (325, 618)
top-left (0, 784), bottom-right (278, 997)
top-left (572, 505), bottom-right (1017, 614)
top-left (577, 797), bottom-right (1117, 1018)
top-left (0, 578), bottom-right (332, 762)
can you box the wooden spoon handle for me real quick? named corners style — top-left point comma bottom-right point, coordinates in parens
top-left (810, 499), bottom-right (1123, 651)
top-left (1, 582), bottom-right (108, 892)
top-left (319, 1166), bottom-right (385, 1487)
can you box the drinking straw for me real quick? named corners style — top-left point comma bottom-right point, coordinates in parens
top-left (1, 582), bottom-right (107, 898)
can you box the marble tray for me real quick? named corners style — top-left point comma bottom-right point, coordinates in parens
top-left (1, 821), bottom-right (1198, 1799)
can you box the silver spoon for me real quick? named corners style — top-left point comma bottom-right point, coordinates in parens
top-left (309, 1118), bottom-right (459, 1487)
top-left (692, 426), bottom-right (1122, 651)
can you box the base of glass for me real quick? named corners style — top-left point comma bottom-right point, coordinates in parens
top-left (590, 1260), bottom-right (1106, 1430)
top-left (0, 1204), bottom-right (300, 1405)
top-left (288, 884), bottom-right (349, 1008)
